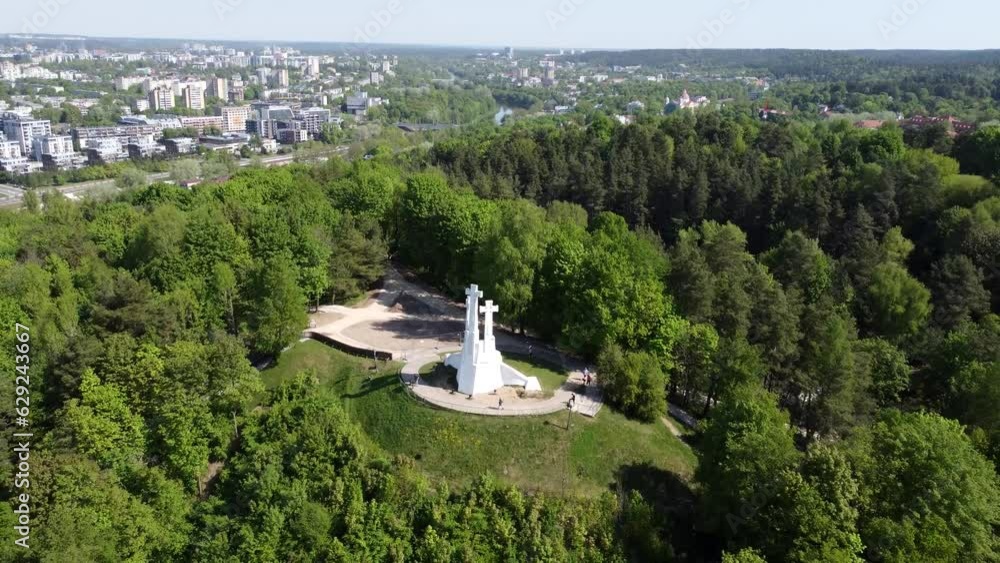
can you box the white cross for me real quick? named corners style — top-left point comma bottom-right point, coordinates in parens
top-left (481, 300), bottom-right (499, 339)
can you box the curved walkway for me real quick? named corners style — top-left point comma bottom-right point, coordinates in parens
top-left (306, 267), bottom-right (604, 418)
top-left (400, 353), bottom-right (603, 418)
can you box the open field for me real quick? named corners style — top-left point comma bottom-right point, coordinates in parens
top-left (263, 340), bottom-right (697, 497)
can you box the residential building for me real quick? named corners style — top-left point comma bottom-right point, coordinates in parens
top-left (901, 115), bottom-right (977, 136)
top-left (275, 68), bottom-right (290, 88)
top-left (180, 115), bottom-right (224, 135)
top-left (219, 105), bottom-right (253, 134)
top-left (114, 76), bottom-right (146, 91)
top-left (278, 128), bottom-right (309, 144)
top-left (208, 77), bottom-right (229, 99)
top-left (181, 85), bottom-right (205, 110)
top-left (345, 92), bottom-right (382, 116)
top-left (306, 56), bottom-right (321, 77)
top-left (34, 135), bottom-right (83, 169)
top-left (1, 115), bottom-right (52, 159)
top-left (0, 140), bottom-right (22, 160)
top-left (200, 133), bottom-right (251, 155)
top-left (127, 134), bottom-right (162, 159)
top-left (83, 138), bottom-right (127, 165)
top-left (134, 99), bottom-right (150, 113)
top-left (260, 138), bottom-right (278, 153)
top-left (163, 137), bottom-right (196, 156)
top-left (142, 78), bottom-right (176, 94)
top-left (296, 107), bottom-right (332, 133)
top-left (148, 87), bottom-right (176, 111)
top-left (0, 137), bottom-right (41, 174)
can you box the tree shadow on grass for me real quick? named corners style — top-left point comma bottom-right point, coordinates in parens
top-left (340, 373), bottom-right (399, 400)
top-left (614, 463), bottom-right (717, 562)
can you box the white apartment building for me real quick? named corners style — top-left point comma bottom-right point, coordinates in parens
top-left (182, 85), bottom-right (205, 110)
top-left (148, 87), bottom-right (176, 111)
top-left (114, 76), bottom-right (146, 91)
top-left (307, 56), bottom-right (321, 77)
top-left (0, 140), bottom-right (22, 160)
top-left (32, 135), bottom-right (74, 159)
top-left (1, 116), bottom-right (52, 159)
top-left (219, 105), bottom-right (253, 134)
top-left (179, 115), bottom-right (223, 134)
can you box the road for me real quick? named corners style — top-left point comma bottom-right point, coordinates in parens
top-left (0, 146), bottom-right (350, 210)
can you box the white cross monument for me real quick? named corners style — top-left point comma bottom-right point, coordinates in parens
top-left (446, 285), bottom-right (542, 396)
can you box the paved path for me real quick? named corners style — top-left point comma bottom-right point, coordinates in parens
top-left (400, 353), bottom-right (603, 418)
top-left (307, 267), bottom-right (604, 418)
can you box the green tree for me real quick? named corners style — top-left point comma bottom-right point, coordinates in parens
top-left (115, 166), bottom-right (148, 190)
top-left (474, 199), bottom-right (549, 332)
top-left (246, 254), bottom-right (308, 355)
top-left (855, 338), bottom-right (911, 407)
top-left (928, 254), bottom-right (991, 329)
top-left (597, 343), bottom-right (668, 422)
top-left (847, 410), bottom-right (1000, 563)
top-left (696, 384), bottom-right (799, 542)
top-left (63, 369), bottom-right (145, 469)
top-left (327, 214), bottom-right (387, 303)
top-left (861, 262), bottom-right (932, 340)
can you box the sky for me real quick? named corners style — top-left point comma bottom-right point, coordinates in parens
top-left (5, 0), bottom-right (998, 51)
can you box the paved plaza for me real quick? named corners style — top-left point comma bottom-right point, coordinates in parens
top-left (307, 268), bottom-right (603, 418)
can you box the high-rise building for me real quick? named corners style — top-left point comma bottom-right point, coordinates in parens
top-left (182, 85), bottom-right (205, 110)
top-left (306, 56), bottom-right (321, 77)
top-left (1, 114), bottom-right (52, 158)
top-left (256, 67), bottom-right (270, 85)
top-left (505, 47), bottom-right (514, 60)
top-left (369, 71), bottom-right (382, 85)
top-left (148, 87), bottom-right (176, 111)
top-left (208, 77), bottom-right (229, 99)
top-left (296, 107), bottom-right (332, 133)
top-left (219, 105), bottom-right (253, 134)
top-left (275, 68), bottom-right (289, 88)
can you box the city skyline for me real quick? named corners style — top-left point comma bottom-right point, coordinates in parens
top-left (5, 0), bottom-right (999, 51)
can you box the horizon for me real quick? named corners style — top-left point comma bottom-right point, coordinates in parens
top-left (7, 32), bottom-right (1000, 55)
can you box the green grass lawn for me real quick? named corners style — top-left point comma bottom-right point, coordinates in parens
top-left (503, 352), bottom-right (567, 392)
top-left (263, 340), bottom-right (698, 497)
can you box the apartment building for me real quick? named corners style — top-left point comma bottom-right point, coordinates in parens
top-left (219, 105), bottom-right (253, 134)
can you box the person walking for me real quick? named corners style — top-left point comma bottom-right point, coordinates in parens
top-left (498, 397), bottom-right (504, 411)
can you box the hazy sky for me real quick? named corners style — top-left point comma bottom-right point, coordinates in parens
top-left (6, 0), bottom-right (997, 50)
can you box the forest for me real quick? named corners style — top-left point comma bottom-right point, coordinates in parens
top-left (1, 107), bottom-right (999, 562)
